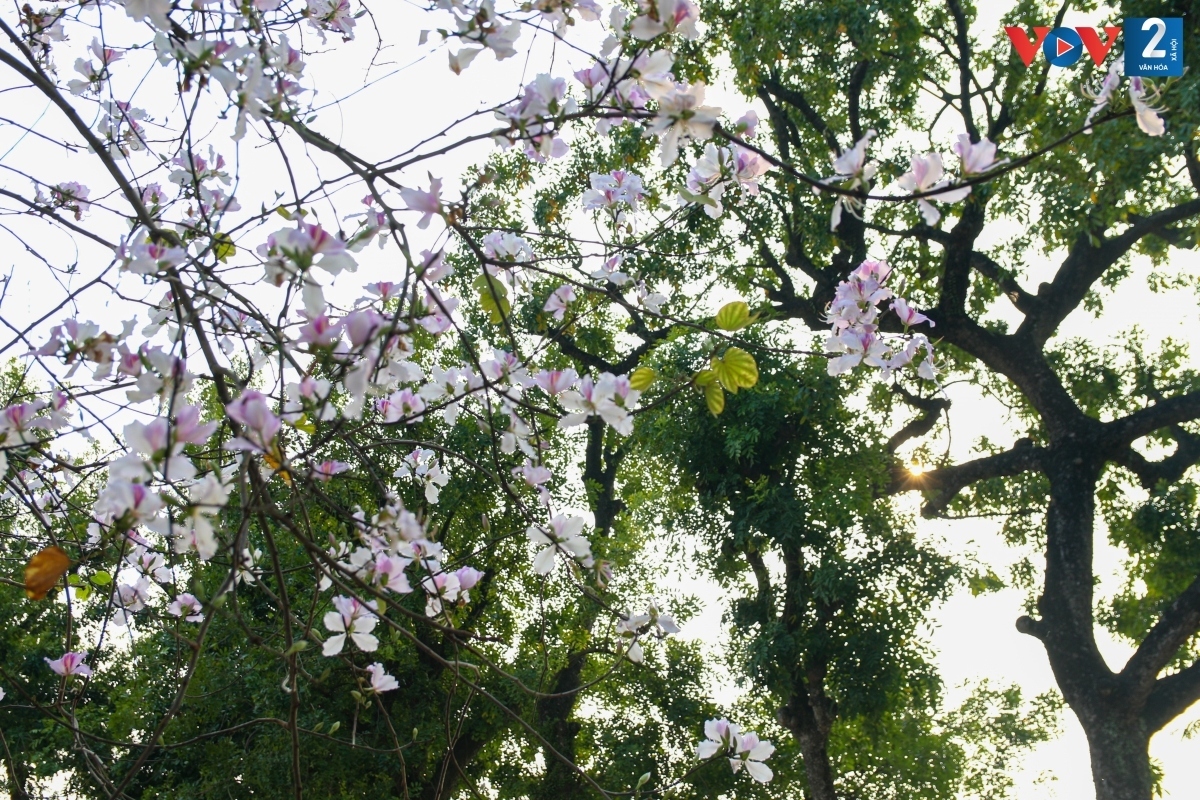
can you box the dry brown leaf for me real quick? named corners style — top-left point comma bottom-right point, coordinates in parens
top-left (24, 545), bottom-right (71, 600)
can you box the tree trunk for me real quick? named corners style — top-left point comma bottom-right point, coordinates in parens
top-left (1085, 720), bottom-right (1153, 800)
top-left (1035, 453), bottom-right (1156, 800)
top-left (533, 648), bottom-right (592, 800)
top-left (779, 686), bottom-right (837, 800)
top-left (796, 728), bottom-right (837, 800)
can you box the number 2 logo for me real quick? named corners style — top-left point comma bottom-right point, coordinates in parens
top-left (1141, 17), bottom-right (1167, 59)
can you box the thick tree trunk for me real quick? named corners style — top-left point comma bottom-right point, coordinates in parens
top-left (795, 729), bottom-right (837, 800)
top-left (533, 648), bottom-right (591, 800)
top-left (1033, 453), bottom-right (1158, 800)
top-left (1086, 722), bottom-right (1153, 800)
top-left (779, 684), bottom-right (837, 800)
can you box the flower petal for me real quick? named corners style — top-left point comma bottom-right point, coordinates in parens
top-left (322, 633), bottom-right (346, 657)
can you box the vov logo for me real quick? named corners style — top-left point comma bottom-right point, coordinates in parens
top-left (1005, 17), bottom-right (1184, 76)
top-left (1004, 24), bottom-right (1120, 67)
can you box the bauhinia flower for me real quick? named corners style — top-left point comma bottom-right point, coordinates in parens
top-left (46, 651), bottom-right (93, 677)
top-left (1083, 55), bottom-right (1123, 132)
top-left (684, 143), bottom-right (770, 217)
top-left (582, 170), bottom-right (645, 212)
top-left (630, 0), bottom-right (700, 41)
top-left (168, 593), bottom-right (204, 622)
top-left (824, 260), bottom-right (938, 382)
top-left (951, 134), bottom-right (1005, 175)
top-left (394, 447), bottom-right (449, 503)
top-left (312, 460), bottom-right (351, 481)
top-left (224, 390), bottom-right (283, 458)
top-left (366, 662), bottom-right (399, 693)
top-left (1129, 76), bottom-right (1165, 137)
top-left (527, 514), bottom-right (593, 574)
top-left (821, 130), bottom-right (876, 231)
top-left (891, 298), bottom-right (931, 328)
top-left (895, 152), bottom-right (971, 225)
top-left (558, 372), bottom-right (639, 435)
top-left (645, 81), bottom-right (720, 167)
top-left (696, 718), bottom-right (774, 782)
top-left (533, 368), bottom-right (578, 396)
top-left (322, 595), bottom-right (380, 656)
top-left (400, 175), bottom-right (442, 229)
top-left (543, 284), bottom-right (577, 321)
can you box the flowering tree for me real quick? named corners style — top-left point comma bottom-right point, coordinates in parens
top-left (688, 1), bottom-right (1199, 799)
top-left (0, 1), bottom-right (1189, 799)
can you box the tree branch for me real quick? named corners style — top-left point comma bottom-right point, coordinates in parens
top-left (1143, 657), bottom-right (1200, 732)
top-left (761, 75), bottom-right (841, 156)
top-left (1120, 574), bottom-right (1200, 701)
top-left (1106, 390), bottom-right (1200, 452)
top-left (1022, 198), bottom-right (1200, 345)
top-left (886, 385), bottom-right (950, 453)
top-left (889, 439), bottom-right (1045, 517)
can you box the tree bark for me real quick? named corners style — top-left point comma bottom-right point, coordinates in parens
top-left (532, 648), bottom-right (592, 800)
top-left (785, 706), bottom-right (837, 800)
top-left (778, 659), bottom-right (837, 800)
top-left (1085, 720), bottom-right (1153, 800)
top-left (1033, 453), bottom-right (1159, 800)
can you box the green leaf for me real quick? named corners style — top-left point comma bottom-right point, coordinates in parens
top-left (710, 347), bottom-right (759, 393)
top-left (693, 368), bottom-right (717, 387)
top-left (678, 185), bottom-right (718, 207)
top-left (715, 301), bottom-right (751, 331)
top-left (704, 382), bottom-right (725, 415)
top-left (214, 233), bottom-right (236, 263)
top-left (967, 569), bottom-right (1005, 596)
top-left (90, 570), bottom-right (112, 586)
top-left (629, 367), bottom-right (657, 391)
top-left (473, 274), bottom-right (511, 324)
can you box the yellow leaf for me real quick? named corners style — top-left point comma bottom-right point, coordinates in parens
top-left (693, 368), bottom-right (717, 387)
top-left (263, 451), bottom-right (294, 486)
top-left (25, 545), bottom-right (71, 600)
top-left (474, 274), bottom-right (511, 324)
top-left (710, 347), bottom-right (759, 393)
top-left (704, 382), bottom-right (725, 415)
top-left (629, 367), bottom-right (657, 391)
top-left (214, 233), bottom-right (236, 263)
top-left (715, 301), bottom-right (751, 331)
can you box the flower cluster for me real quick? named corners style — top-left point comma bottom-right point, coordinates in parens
top-left (825, 260), bottom-right (938, 381)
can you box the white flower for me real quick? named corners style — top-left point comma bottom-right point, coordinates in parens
top-left (1129, 77), bottom-right (1165, 137)
top-left (367, 662), bottom-right (399, 693)
top-left (645, 81), bottom-right (720, 166)
top-left (122, 0), bottom-right (173, 30)
top-left (895, 152), bottom-right (970, 226)
top-left (1082, 55), bottom-right (1123, 132)
top-left (322, 595), bottom-right (380, 656)
top-left (696, 719), bottom-right (774, 783)
top-left (821, 130), bottom-right (877, 231)
top-left (732, 731), bottom-right (775, 783)
top-left (527, 514), bottom-right (593, 574)
top-left (951, 134), bottom-right (1005, 175)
